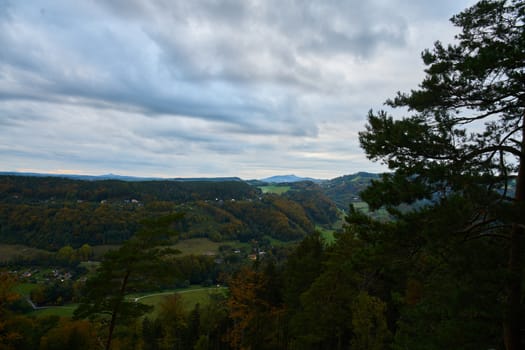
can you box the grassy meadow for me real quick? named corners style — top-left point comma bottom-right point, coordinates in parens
top-left (30, 305), bottom-right (78, 317)
top-left (18, 286), bottom-right (227, 319)
top-left (317, 226), bottom-right (337, 245)
top-left (136, 286), bottom-right (228, 316)
top-left (0, 244), bottom-right (51, 262)
top-left (258, 185), bottom-right (291, 194)
top-left (171, 237), bottom-right (252, 256)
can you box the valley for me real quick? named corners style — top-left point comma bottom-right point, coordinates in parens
top-left (0, 172), bottom-right (376, 329)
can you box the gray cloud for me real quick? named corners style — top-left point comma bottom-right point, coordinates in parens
top-left (0, 0), bottom-right (477, 178)
top-left (0, 0), bottom-right (12, 20)
top-left (141, 0), bottom-right (411, 88)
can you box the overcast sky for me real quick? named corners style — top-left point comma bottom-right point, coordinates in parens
top-left (0, 0), bottom-right (477, 179)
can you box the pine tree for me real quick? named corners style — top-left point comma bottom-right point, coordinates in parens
top-left (74, 213), bottom-right (182, 350)
top-left (359, 1), bottom-right (525, 348)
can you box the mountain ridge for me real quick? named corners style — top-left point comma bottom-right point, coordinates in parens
top-left (0, 171), bottom-right (381, 186)
top-left (0, 172), bottom-right (243, 182)
top-left (259, 174), bottom-right (324, 183)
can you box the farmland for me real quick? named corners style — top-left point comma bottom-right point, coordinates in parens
top-left (258, 185), bottom-right (291, 194)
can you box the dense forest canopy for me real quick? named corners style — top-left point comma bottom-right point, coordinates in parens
top-left (0, 175), bottom-right (340, 249)
top-left (0, 176), bottom-right (258, 203)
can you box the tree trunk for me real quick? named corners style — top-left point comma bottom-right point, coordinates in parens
top-left (504, 128), bottom-right (525, 350)
top-left (505, 225), bottom-right (523, 350)
top-left (105, 269), bottom-right (131, 350)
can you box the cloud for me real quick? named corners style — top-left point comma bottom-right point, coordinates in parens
top-left (0, 0), bottom-right (478, 178)
top-left (124, 0), bottom-right (412, 87)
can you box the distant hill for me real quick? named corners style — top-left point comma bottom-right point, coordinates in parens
top-left (258, 172), bottom-right (382, 213)
top-left (0, 170), bottom-right (380, 212)
top-left (0, 172), bottom-right (242, 182)
top-left (0, 172), bottom-right (163, 182)
top-left (320, 172), bottom-right (381, 210)
top-left (172, 177), bottom-right (243, 182)
top-left (0, 174), bottom-right (338, 249)
top-left (260, 174), bottom-right (323, 183)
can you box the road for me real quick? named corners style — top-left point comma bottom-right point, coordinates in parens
top-left (131, 286), bottom-right (226, 302)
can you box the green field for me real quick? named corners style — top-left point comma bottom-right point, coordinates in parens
top-left (258, 185), bottom-right (291, 194)
top-left (131, 286), bottom-right (228, 317)
top-left (0, 244), bottom-right (121, 262)
top-left (22, 286), bottom-right (227, 318)
top-left (30, 305), bottom-right (78, 318)
top-left (0, 244), bottom-right (51, 262)
top-left (172, 238), bottom-right (225, 256)
top-left (317, 226), bottom-right (337, 245)
top-left (171, 238), bottom-right (250, 256)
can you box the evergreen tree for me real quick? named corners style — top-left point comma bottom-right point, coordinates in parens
top-left (359, 1), bottom-right (525, 348)
top-left (74, 213), bottom-right (182, 350)
top-left (345, 197), bottom-right (505, 349)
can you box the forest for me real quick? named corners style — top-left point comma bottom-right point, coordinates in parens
top-left (0, 176), bottom-right (339, 249)
top-left (1, 0), bottom-right (525, 349)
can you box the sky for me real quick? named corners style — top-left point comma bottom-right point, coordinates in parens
top-left (0, 0), bottom-right (477, 180)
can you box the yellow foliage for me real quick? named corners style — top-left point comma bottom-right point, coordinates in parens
top-left (351, 292), bottom-right (391, 350)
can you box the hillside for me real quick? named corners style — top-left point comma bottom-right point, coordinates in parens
top-left (320, 172), bottom-right (380, 210)
top-left (0, 175), bottom-right (338, 249)
top-left (260, 174), bottom-right (323, 183)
